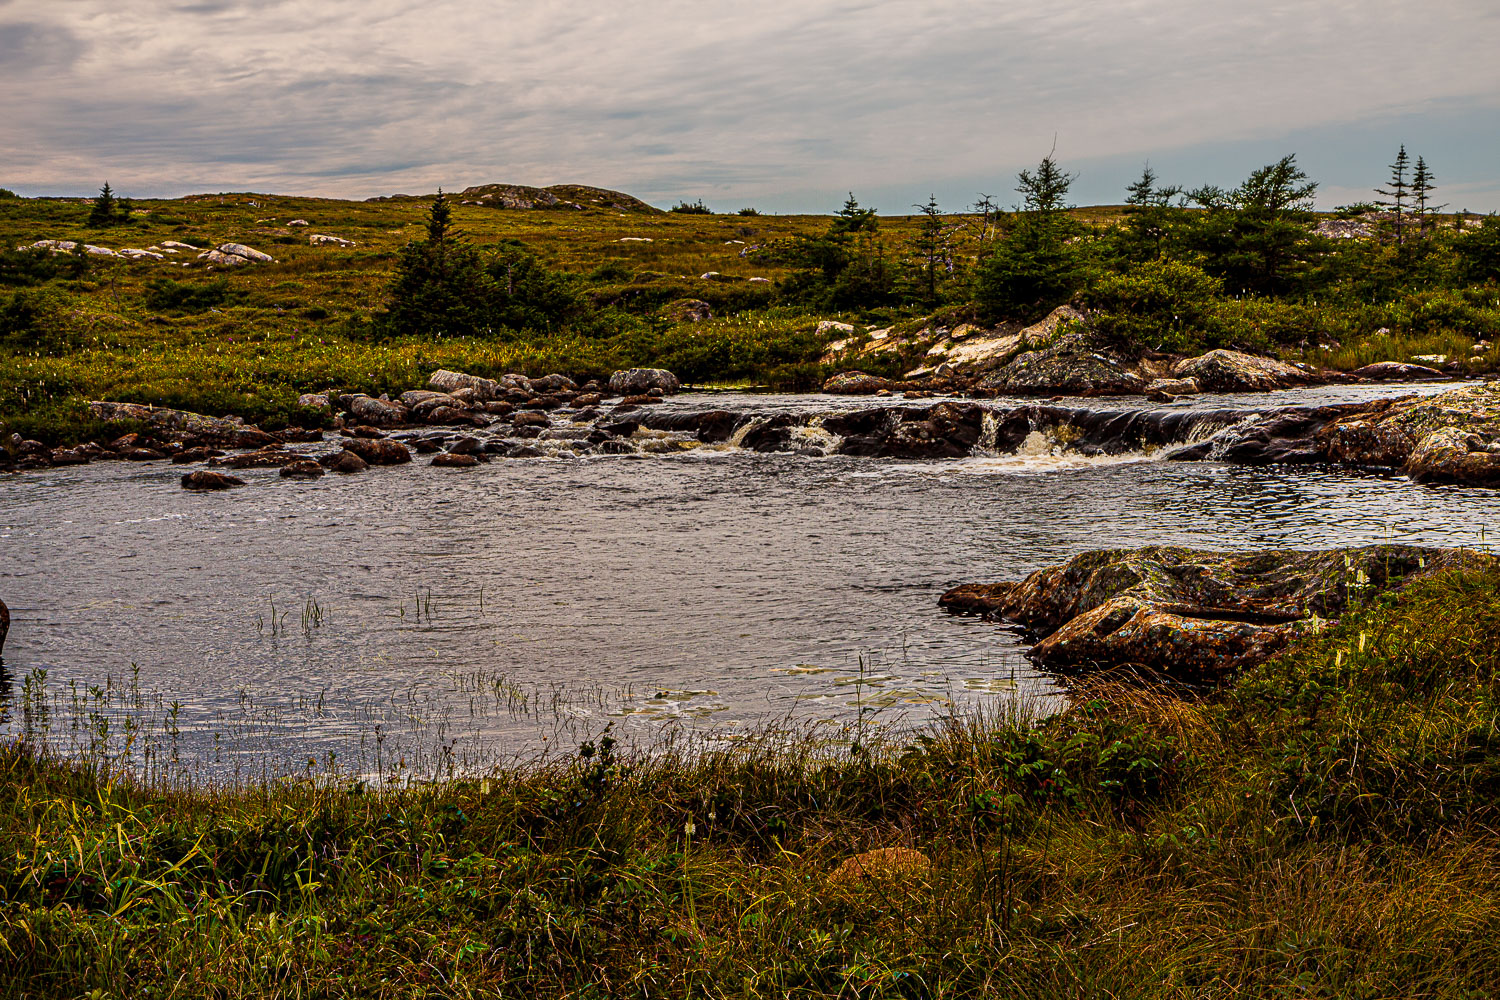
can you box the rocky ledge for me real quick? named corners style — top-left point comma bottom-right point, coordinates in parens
top-left (942, 545), bottom-right (1489, 679)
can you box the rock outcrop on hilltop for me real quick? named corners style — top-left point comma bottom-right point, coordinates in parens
top-left (942, 545), bottom-right (1488, 678)
top-left (446, 184), bottom-right (663, 214)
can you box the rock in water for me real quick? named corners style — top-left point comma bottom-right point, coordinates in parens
top-left (279, 458), bottom-right (325, 478)
top-left (1349, 361), bottom-right (1446, 381)
top-left (609, 368), bottom-right (680, 395)
top-left (339, 437), bottom-right (412, 465)
top-left (1170, 350), bottom-right (1315, 392)
top-left (0, 597), bottom-right (8, 655)
top-left (318, 450), bottom-right (368, 473)
top-left (431, 452), bottom-right (480, 467)
top-left (181, 470), bottom-right (245, 490)
top-left (942, 545), bottom-right (1488, 678)
top-left (823, 371), bottom-right (897, 394)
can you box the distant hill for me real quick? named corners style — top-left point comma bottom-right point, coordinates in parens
top-left (368, 184), bottom-right (662, 214)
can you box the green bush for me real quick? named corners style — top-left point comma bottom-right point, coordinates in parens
top-left (1085, 257), bottom-right (1222, 353)
top-left (670, 199), bottom-right (712, 215)
top-left (143, 277), bottom-right (241, 312)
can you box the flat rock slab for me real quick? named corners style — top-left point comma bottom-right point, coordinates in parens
top-left (942, 545), bottom-right (1489, 678)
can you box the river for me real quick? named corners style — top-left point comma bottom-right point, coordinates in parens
top-left (2, 382), bottom-right (1495, 780)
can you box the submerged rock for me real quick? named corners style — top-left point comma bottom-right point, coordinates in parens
top-left (279, 458), bottom-right (325, 478)
top-left (942, 545), bottom-right (1486, 678)
top-left (318, 450), bottom-right (368, 473)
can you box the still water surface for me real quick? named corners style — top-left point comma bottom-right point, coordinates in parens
top-left (2, 384), bottom-right (1495, 777)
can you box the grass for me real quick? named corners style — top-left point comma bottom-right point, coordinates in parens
top-left (3, 562), bottom-right (1499, 997)
top-left (4, 192), bottom-right (1499, 448)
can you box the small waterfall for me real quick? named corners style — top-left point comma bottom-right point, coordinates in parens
top-left (726, 417), bottom-right (769, 450)
top-left (975, 410), bottom-right (1001, 456)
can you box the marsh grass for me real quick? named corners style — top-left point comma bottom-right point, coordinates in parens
top-left (4, 566), bottom-right (1499, 996)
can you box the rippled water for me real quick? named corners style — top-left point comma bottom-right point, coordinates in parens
top-left (2, 382), bottom-right (1495, 778)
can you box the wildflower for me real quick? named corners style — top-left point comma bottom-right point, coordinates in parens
top-left (684, 820), bottom-right (696, 837)
top-left (1358, 632), bottom-right (1367, 652)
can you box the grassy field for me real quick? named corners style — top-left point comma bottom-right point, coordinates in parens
top-left (2, 190), bottom-right (1498, 447)
top-left (3, 562), bottom-right (1498, 997)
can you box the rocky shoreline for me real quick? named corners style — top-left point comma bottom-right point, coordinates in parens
top-left (4, 365), bottom-right (1498, 488)
top-left (942, 545), bottom-right (1492, 679)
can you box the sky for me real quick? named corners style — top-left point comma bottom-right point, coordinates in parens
top-left (3, 0), bottom-right (1499, 213)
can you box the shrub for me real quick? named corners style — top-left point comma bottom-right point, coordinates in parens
top-left (670, 199), bottom-right (712, 215)
top-left (737, 207), bottom-right (760, 216)
top-left (1085, 257), bottom-right (1222, 353)
top-left (143, 277), bottom-right (241, 313)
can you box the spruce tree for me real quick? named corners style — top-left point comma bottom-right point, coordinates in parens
top-left (910, 194), bottom-right (947, 306)
top-left (385, 190), bottom-right (491, 337)
top-left (1375, 145), bottom-right (1410, 245)
top-left (87, 182), bottom-right (118, 228)
top-left (1410, 156), bottom-right (1446, 237)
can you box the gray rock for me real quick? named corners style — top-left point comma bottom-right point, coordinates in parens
top-left (609, 368), bottom-right (681, 396)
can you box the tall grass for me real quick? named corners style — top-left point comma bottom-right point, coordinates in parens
top-left (4, 565), bottom-right (1499, 996)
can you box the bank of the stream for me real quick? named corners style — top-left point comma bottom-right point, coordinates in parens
top-left (3, 562), bottom-right (1498, 997)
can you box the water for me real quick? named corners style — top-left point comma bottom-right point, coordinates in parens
top-left (2, 382), bottom-right (1495, 779)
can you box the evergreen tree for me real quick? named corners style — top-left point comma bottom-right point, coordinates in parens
top-left (1120, 163), bottom-right (1183, 261)
top-left (1182, 155), bottom-right (1318, 296)
top-left (909, 194), bottom-right (948, 306)
top-left (87, 182), bottom-right (120, 228)
top-left (975, 152), bottom-right (1086, 320)
top-left (1410, 156), bottom-right (1446, 237)
top-left (831, 193), bottom-right (878, 234)
top-left (1375, 145), bottom-right (1410, 245)
top-left (384, 190), bottom-right (492, 337)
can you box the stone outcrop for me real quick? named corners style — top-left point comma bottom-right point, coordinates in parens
top-left (975, 310), bottom-right (1145, 396)
top-left (1170, 349), bottom-right (1318, 392)
top-left (338, 437), bottom-right (412, 465)
top-left (198, 243), bottom-right (274, 268)
top-left (823, 371), bottom-right (898, 395)
top-left (942, 545), bottom-right (1487, 678)
top-left (1349, 361), bottom-right (1446, 381)
top-left (88, 401), bottom-right (275, 447)
top-left (609, 368), bottom-right (680, 395)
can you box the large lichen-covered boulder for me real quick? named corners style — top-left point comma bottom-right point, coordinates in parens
top-left (976, 311), bottom-right (1145, 396)
top-left (942, 545), bottom-right (1486, 678)
top-left (1170, 349), bottom-right (1317, 392)
top-left (609, 368), bottom-right (681, 395)
top-left (1315, 381), bottom-right (1500, 482)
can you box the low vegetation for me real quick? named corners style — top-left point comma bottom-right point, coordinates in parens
top-left (2, 148), bottom-right (1499, 447)
top-left (3, 563), bottom-right (1498, 996)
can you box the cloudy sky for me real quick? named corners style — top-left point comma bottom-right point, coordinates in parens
top-left (4, 0), bottom-right (1498, 212)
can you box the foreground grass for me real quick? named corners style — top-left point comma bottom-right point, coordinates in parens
top-left (3, 565), bottom-right (1499, 997)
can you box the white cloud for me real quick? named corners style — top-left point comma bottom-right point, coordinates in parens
top-left (2, 0), bottom-right (1498, 208)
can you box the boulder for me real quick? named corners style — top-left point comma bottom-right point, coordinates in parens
top-left (1171, 350), bottom-right (1315, 392)
top-left (941, 545), bottom-right (1484, 678)
top-left (210, 446), bottom-right (298, 469)
top-left (339, 437), bottom-right (412, 465)
top-left (1403, 427), bottom-right (1500, 486)
top-left (182, 470), bottom-right (245, 490)
top-left (609, 368), bottom-right (681, 396)
top-left (318, 450), bottom-right (368, 473)
top-left (530, 373), bottom-right (578, 393)
top-left (428, 369), bottom-right (501, 400)
top-left (511, 411), bottom-right (550, 428)
top-left (87, 401), bottom-right (263, 446)
top-left (1349, 361), bottom-right (1446, 381)
top-left (431, 452), bottom-right (480, 467)
top-left (1144, 377), bottom-right (1201, 401)
top-left (823, 371), bottom-right (897, 395)
top-left (216, 243), bottom-right (274, 263)
top-left (279, 458), bottom-right (325, 478)
top-left (309, 234), bottom-right (356, 247)
top-left (975, 310), bottom-right (1145, 396)
top-left (346, 395), bottom-right (409, 427)
top-left (297, 393), bottom-right (331, 410)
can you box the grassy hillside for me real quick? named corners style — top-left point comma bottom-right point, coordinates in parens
top-left (2, 184), bottom-right (1498, 446)
top-left (3, 562), bottom-right (1498, 996)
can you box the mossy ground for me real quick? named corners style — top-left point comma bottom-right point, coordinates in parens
top-left (4, 564), bottom-right (1498, 997)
